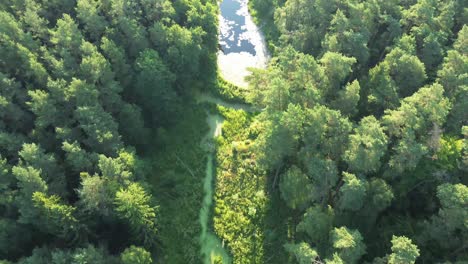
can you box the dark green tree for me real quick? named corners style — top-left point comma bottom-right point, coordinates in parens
top-left (114, 183), bottom-right (158, 246)
top-left (279, 165), bottom-right (313, 210)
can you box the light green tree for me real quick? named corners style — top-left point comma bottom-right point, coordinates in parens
top-left (366, 64), bottom-right (399, 112)
top-left (32, 192), bottom-right (78, 239)
top-left (18, 143), bottom-right (66, 196)
top-left (330, 227), bottom-right (366, 263)
top-left (19, 0), bottom-right (49, 39)
top-left (76, 0), bottom-right (108, 41)
top-left (383, 83), bottom-right (450, 138)
top-left (325, 253), bottom-right (344, 264)
top-left (74, 105), bottom-right (123, 155)
top-left (13, 165), bottom-right (48, 225)
top-left (27, 90), bottom-right (58, 129)
top-left (319, 52), bottom-right (357, 100)
top-left (62, 141), bottom-right (93, 173)
top-left (264, 77), bottom-right (290, 112)
top-left (388, 130), bottom-right (428, 173)
top-left (331, 80), bottom-right (360, 117)
top-left (284, 242), bottom-right (319, 264)
top-left (50, 14), bottom-right (83, 57)
top-left (367, 178), bottom-right (394, 213)
top-left (436, 183), bottom-right (467, 232)
top-left (121, 246), bottom-right (152, 264)
top-left (338, 172), bottom-right (367, 211)
top-left (323, 9), bottom-right (370, 64)
top-left (0, 157), bottom-right (13, 209)
top-left (78, 173), bottom-right (114, 216)
top-left (344, 116), bottom-right (388, 174)
top-left (303, 105), bottom-right (352, 159)
top-left (388, 236), bottom-right (420, 264)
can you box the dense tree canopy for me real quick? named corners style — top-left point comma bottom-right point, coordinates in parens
top-left (0, 0), bottom-right (467, 263)
top-left (0, 0), bottom-right (218, 263)
top-left (243, 0), bottom-right (467, 262)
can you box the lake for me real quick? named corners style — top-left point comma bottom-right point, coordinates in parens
top-left (217, 0), bottom-right (269, 87)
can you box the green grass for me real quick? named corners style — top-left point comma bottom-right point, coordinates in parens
top-left (212, 107), bottom-right (269, 264)
top-left (212, 76), bottom-right (250, 104)
top-left (146, 102), bottom-right (208, 263)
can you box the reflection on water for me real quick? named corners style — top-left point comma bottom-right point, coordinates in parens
top-left (219, 0), bottom-right (256, 55)
top-left (218, 0), bottom-right (269, 87)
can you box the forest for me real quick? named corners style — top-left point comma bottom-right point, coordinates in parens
top-left (0, 0), bottom-right (467, 263)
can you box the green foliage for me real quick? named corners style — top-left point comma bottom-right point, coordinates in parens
top-left (338, 173), bottom-right (367, 211)
top-left (32, 192), bottom-right (78, 238)
top-left (75, 106), bottom-right (123, 155)
top-left (303, 105), bottom-right (352, 159)
top-left (319, 52), bottom-right (357, 99)
top-left (78, 173), bottom-right (114, 215)
top-left (279, 166), bottom-right (313, 210)
top-left (50, 14), bottom-right (83, 56)
top-left (389, 236), bottom-right (420, 264)
top-left (0, 156), bottom-right (12, 200)
top-left (366, 64), bottom-right (399, 112)
top-left (247, 0), bottom-right (466, 263)
top-left (135, 49), bottom-right (176, 123)
top-left (114, 183), bottom-right (158, 246)
top-left (305, 157), bottom-right (339, 204)
top-left (284, 242), bottom-right (319, 264)
top-left (330, 227), bottom-right (366, 263)
top-left (18, 143), bottom-right (66, 196)
top-left (297, 205), bottom-right (334, 248)
top-left (438, 26), bottom-right (468, 133)
top-left (325, 253), bottom-right (344, 264)
top-left (331, 80), bottom-right (360, 117)
top-left (344, 116), bottom-right (388, 174)
top-left (213, 107), bottom-right (268, 264)
top-left (383, 83), bottom-right (450, 138)
top-left (247, 47), bottom-right (325, 109)
top-left (254, 112), bottom-right (298, 169)
top-left (0, 219), bottom-right (32, 259)
top-left (323, 10), bottom-right (369, 63)
top-left (13, 165), bottom-right (48, 225)
top-left (62, 141), bottom-right (93, 173)
top-left (388, 130), bottom-right (429, 174)
top-left (17, 245), bottom-right (116, 264)
top-left (0, 0), bottom-right (466, 262)
top-left (366, 178), bottom-right (395, 213)
top-left (120, 246), bottom-right (152, 264)
top-left (436, 183), bottom-right (467, 231)
top-left (463, 126), bottom-right (468, 172)
top-left (0, 0), bottom-right (220, 262)
top-left (76, 0), bottom-right (108, 41)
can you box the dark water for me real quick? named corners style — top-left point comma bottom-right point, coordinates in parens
top-left (219, 0), bottom-right (256, 55)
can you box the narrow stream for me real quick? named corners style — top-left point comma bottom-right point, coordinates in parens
top-left (199, 113), bottom-right (230, 264)
top-left (198, 0), bottom-right (269, 263)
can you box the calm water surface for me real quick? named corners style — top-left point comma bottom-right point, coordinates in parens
top-left (218, 0), bottom-right (269, 87)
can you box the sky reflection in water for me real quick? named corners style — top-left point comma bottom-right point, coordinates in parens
top-left (218, 0), bottom-right (269, 87)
